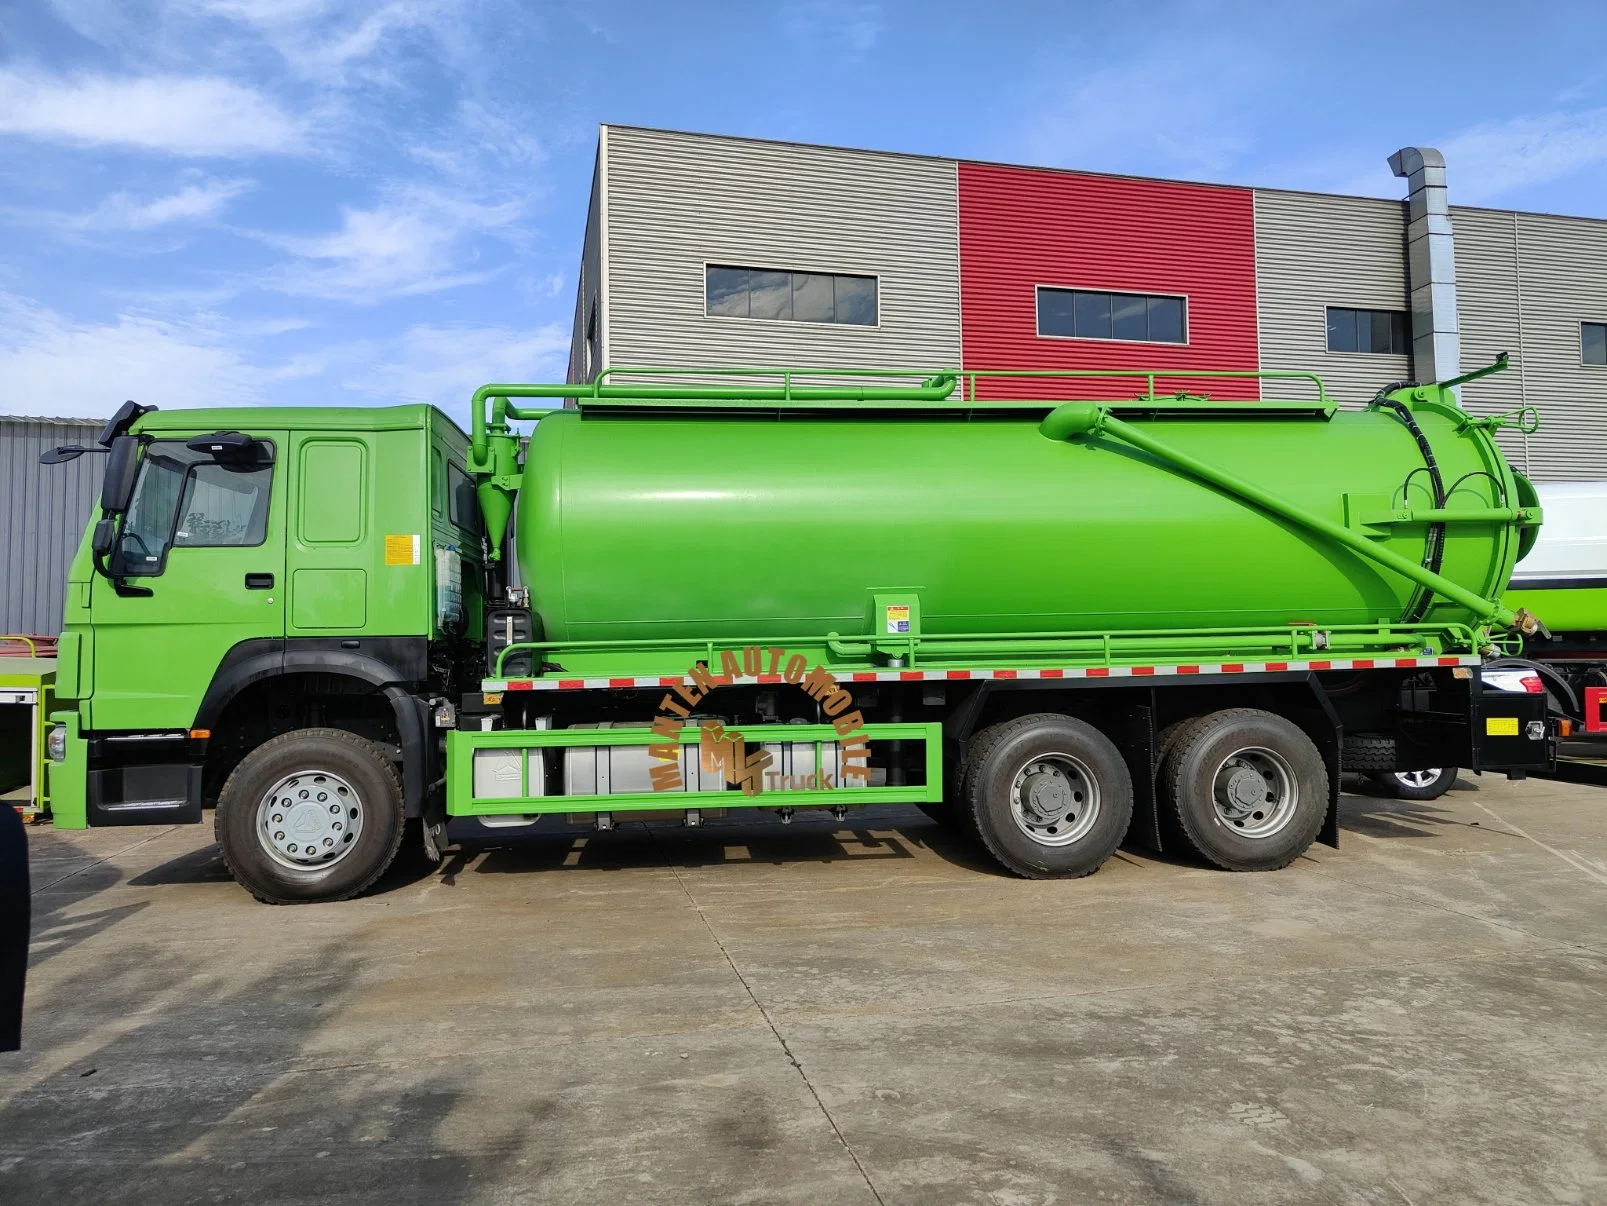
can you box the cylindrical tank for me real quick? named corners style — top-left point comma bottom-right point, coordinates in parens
top-left (516, 405), bottom-right (1530, 644)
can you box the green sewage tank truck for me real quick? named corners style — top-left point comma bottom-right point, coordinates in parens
top-left (38, 361), bottom-right (1556, 903)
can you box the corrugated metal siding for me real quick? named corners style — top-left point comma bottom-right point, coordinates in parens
top-left (959, 163), bottom-right (1259, 400)
top-left (1505, 211), bottom-right (1607, 480)
top-left (1451, 207), bottom-right (1531, 471)
top-left (1, 418), bottom-right (104, 636)
top-left (567, 150), bottom-right (604, 384)
top-left (1253, 191), bottom-right (1410, 407)
top-left (601, 126), bottom-right (960, 381)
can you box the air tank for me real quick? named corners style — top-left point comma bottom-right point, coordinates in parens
top-left (515, 398), bottom-right (1534, 646)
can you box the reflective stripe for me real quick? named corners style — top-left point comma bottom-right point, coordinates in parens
top-left (481, 655), bottom-right (1483, 693)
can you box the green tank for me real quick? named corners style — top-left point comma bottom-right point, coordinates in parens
top-left (513, 384), bottom-right (1537, 649)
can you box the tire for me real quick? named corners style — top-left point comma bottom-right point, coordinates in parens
top-left (1341, 733), bottom-right (1397, 773)
top-left (963, 713), bottom-right (1133, 879)
top-left (1162, 708), bottom-right (1327, 872)
top-left (216, 728), bottom-right (407, 904)
top-left (1362, 767), bottom-right (1458, 801)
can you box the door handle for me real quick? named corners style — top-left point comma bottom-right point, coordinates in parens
top-left (245, 573), bottom-right (275, 590)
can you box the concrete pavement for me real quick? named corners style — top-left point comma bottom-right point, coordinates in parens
top-left (4, 775), bottom-right (1606, 1204)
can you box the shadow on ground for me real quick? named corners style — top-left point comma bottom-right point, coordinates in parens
top-left (1, 929), bottom-right (540, 1205)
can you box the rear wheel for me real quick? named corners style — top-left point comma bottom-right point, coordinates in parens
top-left (963, 713), bottom-right (1132, 879)
top-left (216, 728), bottom-right (406, 904)
top-left (1162, 709), bottom-right (1327, 872)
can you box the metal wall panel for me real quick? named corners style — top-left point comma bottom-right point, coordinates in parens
top-left (959, 162), bottom-right (1259, 400)
top-left (1253, 190), bottom-right (1411, 408)
top-left (1505, 211), bottom-right (1607, 480)
top-left (1, 418), bottom-right (104, 636)
top-left (567, 146), bottom-right (605, 384)
top-left (1451, 207), bottom-right (1532, 472)
top-left (599, 126), bottom-right (960, 381)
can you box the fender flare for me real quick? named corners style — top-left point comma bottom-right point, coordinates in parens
top-left (194, 639), bottom-right (434, 818)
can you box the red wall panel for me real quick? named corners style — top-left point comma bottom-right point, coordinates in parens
top-left (958, 162), bottom-right (1260, 400)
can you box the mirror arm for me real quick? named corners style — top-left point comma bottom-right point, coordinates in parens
top-left (90, 515), bottom-right (153, 598)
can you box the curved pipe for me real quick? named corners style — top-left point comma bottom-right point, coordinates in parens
top-left (1039, 404), bottom-right (1533, 633)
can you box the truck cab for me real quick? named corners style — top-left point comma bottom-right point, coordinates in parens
top-left (49, 404), bottom-right (482, 881)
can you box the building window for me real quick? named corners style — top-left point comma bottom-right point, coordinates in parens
top-left (1327, 307), bottom-right (1409, 355)
top-left (705, 265), bottom-right (878, 326)
top-left (1584, 322), bottom-right (1607, 366)
top-left (1036, 288), bottom-right (1186, 344)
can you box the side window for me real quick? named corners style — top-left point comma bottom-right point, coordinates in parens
top-left (117, 441), bottom-right (274, 575)
top-left (431, 449), bottom-right (446, 516)
top-left (298, 440), bottom-right (366, 545)
top-left (447, 463), bottom-right (481, 537)
top-left (175, 465), bottom-right (272, 547)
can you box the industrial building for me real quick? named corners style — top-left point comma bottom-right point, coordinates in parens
top-left (1, 417), bottom-right (104, 639)
top-left (568, 126), bottom-right (1607, 481)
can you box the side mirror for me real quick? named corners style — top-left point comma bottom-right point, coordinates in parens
top-left (101, 436), bottom-right (140, 513)
top-left (91, 517), bottom-right (118, 557)
top-left (40, 445), bottom-right (96, 465)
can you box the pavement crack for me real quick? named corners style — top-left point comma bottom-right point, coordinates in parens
top-left (667, 863), bottom-right (885, 1206)
top-left (1307, 858), bottom-right (1607, 956)
top-left (32, 827), bottom-right (178, 894)
top-left (1465, 800), bottom-right (1607, 888)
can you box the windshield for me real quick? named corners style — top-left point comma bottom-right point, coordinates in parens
top-left (116, 441), bottom-right (274, 576)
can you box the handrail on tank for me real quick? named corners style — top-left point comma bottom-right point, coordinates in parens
top-left (467, 365), bottom-right (1339, 468)
top-left (955, 367), bottom-right (1334, 407)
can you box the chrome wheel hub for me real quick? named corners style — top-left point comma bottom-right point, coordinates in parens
top-left (1395, 769), bottom-right (1443, 789)
top-left (1210, 746), bottom-right (1297, 839)
top-left (1009, 754), bottom-right (1100, 847)
top-left (257, 770), bottom-right (363, 870)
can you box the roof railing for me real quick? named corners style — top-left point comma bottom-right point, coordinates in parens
top-left (467, 365), bottom-right (1336, 468)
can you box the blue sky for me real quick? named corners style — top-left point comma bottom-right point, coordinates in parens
top-left (2, 0), bottom-right (1604, 424)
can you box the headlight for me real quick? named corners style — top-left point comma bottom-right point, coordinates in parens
top-left (47, 724), bottom-right (67, 762)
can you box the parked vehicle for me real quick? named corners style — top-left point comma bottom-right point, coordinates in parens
top-left (41, 359), bottom-right (1555, 902)
top-left (1350, 666), bottom-right (1545, 800)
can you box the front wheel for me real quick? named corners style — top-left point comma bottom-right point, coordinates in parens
top-left (216, 728), bottom-right (406, 904)
top-left (963, 713), bottom-right (1132, 879)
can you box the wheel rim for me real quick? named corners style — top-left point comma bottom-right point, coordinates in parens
top-left (1394, 769), bottom-right (1443, 789)
top-left (1008, 753), bottom-right (1100, 847)
top-left (256, 769), bottom-right (364, 871)
top-left (1210, 746), bottom-right (1298, 838)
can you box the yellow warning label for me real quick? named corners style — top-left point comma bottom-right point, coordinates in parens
top-left (1485, 716), bottom-right (1520, 736)
top-left (384, 534), bottom-right (419, 566)
top-left (885, 604), bottom-right (910, 634)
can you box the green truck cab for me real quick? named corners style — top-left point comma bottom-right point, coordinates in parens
top-left (49, 403), bottom-right (482, 895)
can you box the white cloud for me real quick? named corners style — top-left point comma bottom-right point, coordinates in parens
top-left (406, 99), bottom-right (545, 180)
top-left (261, 185), bottom-right (522, 302)
top-left (352, 322), bottom-right (571, 416)
top-left (80, 178), bottom-right (255, 231)
top-left (1441, 108), bottom-right (1607, 203)
top-left (0, 70), bottom-right (303, 156)
top-left (163, 0), bottom-right (486, 85)
top-left (1017, 50), bottom-right (1254, 179)
top-left (0, 293), bottom-right (264, 417)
